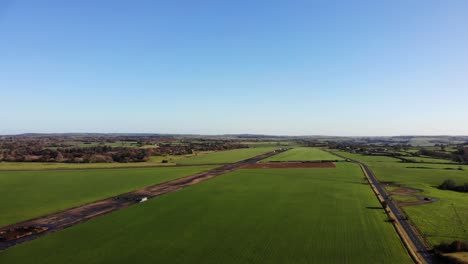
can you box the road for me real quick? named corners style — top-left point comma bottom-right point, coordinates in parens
top-left (0, 148), bottom-right (288, 251)
top-left (329, 151), bottom-right (433, 264)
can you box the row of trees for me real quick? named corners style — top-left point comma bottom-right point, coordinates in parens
top-left (0, 137), bottom-right (249, 163)
top-left (330, 142), bottom-right (468, 164)
top-left (0, 147), bottom-right (151, 163)
top-left (416, 148), bottom-right (466, 163)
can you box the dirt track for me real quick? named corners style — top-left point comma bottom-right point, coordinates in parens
top-left (242, 162), bottom-right (336, 169)
top-left (0, 148), bottom-right (288, 251)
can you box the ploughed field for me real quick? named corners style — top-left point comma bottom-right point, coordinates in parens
top-left (333, 150), bottom-right (468, 245)
top-left (0, 166), bottom-right (215, 227)
top-left (261, 147), bottom-right (343, 162)
top-left (0, 163), bottom-right (411, 264)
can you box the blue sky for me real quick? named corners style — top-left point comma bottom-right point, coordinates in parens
top-left (1, 0), bottom-right (467, 136)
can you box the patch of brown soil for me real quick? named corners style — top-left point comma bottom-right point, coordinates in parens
top-left (389, 187), bottom-right (420, 195)
top-left (0, 226), bottom-right (48, 241)
top-left (242, 162), bottom-right (336, 169)
top-left (398, 196), bottom-right (436, 207)
top-left (385, 184), bottom-right (437, 207)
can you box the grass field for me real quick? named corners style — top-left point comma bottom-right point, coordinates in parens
top-left (391, 195), bottom-right (419, 203)
top-left (0, 158), bottom-right (177, 171)
top-left (0, 154), bottom-right (201, 170)
top-left (241, 141), bottom-right (300, 148)
top-left (399, 156), bottom-right (457, 164)
top-left (262, 147), bottom-right (343, 162)
top-left (331, 150), bottom-right (468, 245)
top-left (0, 166), bottom-right (214, 227)
top-left (175, 147), bottom-right (277, 165)
top-left (0, 163), bottom-right (411, 263)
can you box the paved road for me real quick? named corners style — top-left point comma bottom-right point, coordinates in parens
top-left (330, 151), bottom-right (433, 264)
top-left (0, 148), bottom-right (289, 251)
top-left (361, 164), bottom-right (433, 263)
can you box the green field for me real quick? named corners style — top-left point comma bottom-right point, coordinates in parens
top-left (0, 158), bottom-right (177, 171)
top-left (241, 141), bottom-right (300, 148)
top-left (0, 166), bottom-right (214, 227)
top-left (175, 147), bottom-right (277, 165)
top-left (400, 156), bottom-right (457, 164)
top-left (0, 163), bottom-right (411, 263)
top-left (332, 150), bottom-right (468, 245)
top-left (262, 147), bottom-right (342, 162)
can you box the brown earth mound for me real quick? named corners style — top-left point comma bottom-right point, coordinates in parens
top-left (243, 162), bottom-right (336, 169)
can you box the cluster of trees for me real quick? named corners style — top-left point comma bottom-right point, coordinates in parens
top-left (188, 142), bottom-right (248, 151)
top-left (297, 140), bottom-right (327, 147)
top-left (417, 148), bottom-right (465, 163)
top-left (418, 148), bottom-right (453, 159)
top-left (152, 142), bottom-right (248, 156)
top-left (0, 136), bottom-right (249, 163)
top-left (0, 146), bottom-right (151, 163)
top-left (330, 142), bottom-right (468, 164)
top-left (461, 147), bottom-right (468, 163)
top-left (330, 143), bottom-right (406, 156)
top-left (434, 240), bottom-right (468, 253)
top-left (438, 179), bottom-right (468, 193)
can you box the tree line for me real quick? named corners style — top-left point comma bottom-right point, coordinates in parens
top-left (0, 137), bottom-right (248, 163)
top-left (0, 146), bottom-right (151, 163)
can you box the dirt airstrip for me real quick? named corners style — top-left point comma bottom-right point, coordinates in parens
top-left (0, 149), bottom-right (290, 251)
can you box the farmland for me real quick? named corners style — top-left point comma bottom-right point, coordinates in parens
top-left (0, 157), bottom-right (178, 171)
top-left (0, 163), bottom-right (411, 263)
top-left (262, 147), bottom-right (343, 162)
top-left (332, 150), bottom-right (468, 245)
top-left (398, 156), bottom-right (456, 164)
top-left (175, 147), bottom-right (277, 164)
top-left (2, 135), bottom-right (467, 263)
top-left (0, 148), bottom-right (278, 171)
top-left (241, 141), bottom-right (300, 148)
top-left (0, 166), bottom-right (214, 227)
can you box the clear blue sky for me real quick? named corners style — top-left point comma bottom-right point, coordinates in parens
top-left (1, 0), bottom-right (467, 136)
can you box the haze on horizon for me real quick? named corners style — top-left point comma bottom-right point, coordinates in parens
top-left (1, 1), bottom-right (467, 136)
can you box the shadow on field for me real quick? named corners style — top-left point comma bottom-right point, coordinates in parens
top-left (366, 206), bottom-right (383, 210)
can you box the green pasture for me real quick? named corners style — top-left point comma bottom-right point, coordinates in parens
top-left (176, 147), bottom-right (277, 165)
top-left (0, 158), bottom-right (176, 171)
top-left (0, 163), bottom-right (411, 264)
top-left (0, 153), bottom-right (215, 171)
top-left (262, 147), bottom-right (342, 162)
top-left (0, 166), bottom-right (214, 227)
top-left (332, 150), bottom-right (468, 245)
top-left (240, 141), bottom-right (297, 148)
top-left (392, 195), bottom-right (419, 203)
top-left (400, 156), bottom-right (457, 164)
